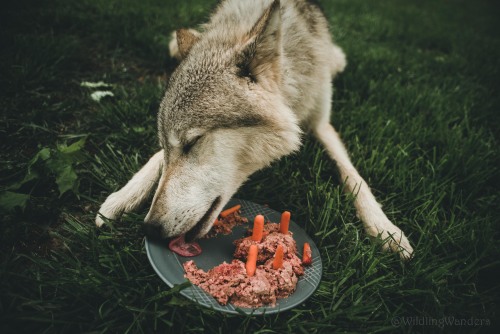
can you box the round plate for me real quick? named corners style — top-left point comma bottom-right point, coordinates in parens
top-left (145, 198), bottom-right (322, 315)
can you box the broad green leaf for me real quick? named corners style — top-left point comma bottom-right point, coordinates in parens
top-left (55, 165), bottom-right (78, 196)
top-left (58, 137), bottom-right (86, 154)
top-left (0, 191), bottom-right (30, 212)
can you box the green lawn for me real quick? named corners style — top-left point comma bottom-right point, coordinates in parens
top-left (1, 0), bottom-right (499, 332)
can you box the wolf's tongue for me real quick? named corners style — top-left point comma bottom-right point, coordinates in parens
top-left (168, 234), bottom-right (202, 257)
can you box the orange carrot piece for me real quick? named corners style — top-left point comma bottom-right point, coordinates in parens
top-left (246, 244), bottom-right (258, 276)
top-left (251, 215), bottom-right (265, 242)
top-left (220, 204), bottom-right (241, 218)
top-left (279, 211), bottom-right (291, 234)
top-left (302, 242), bottom-right (312, 266)
top-left (213, 219), bottom-right (221, 226)
top-left (272, 244), bottom-right (284, 270)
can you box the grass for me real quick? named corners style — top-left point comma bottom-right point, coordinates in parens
top-left (1, 0), bottom-right (499, 332)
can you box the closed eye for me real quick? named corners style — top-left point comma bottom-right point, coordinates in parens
top-left (182, 135), bottom-right (202, 155)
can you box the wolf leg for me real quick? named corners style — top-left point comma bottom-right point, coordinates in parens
top-left (312, 87), bottom-right (413, 260)
top-left (95, 150), bottom-right (164, 227)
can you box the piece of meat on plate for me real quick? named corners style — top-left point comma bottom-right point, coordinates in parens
top-left (233, 223), bottom-right (304, 275)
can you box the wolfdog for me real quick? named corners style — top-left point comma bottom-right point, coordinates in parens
top-left (95, 0), bottom-right (413, 259)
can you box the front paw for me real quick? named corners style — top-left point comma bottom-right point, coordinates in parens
top-left (95, 192), bottom-right (125, 227)
top-left (365, 218), bottom-right (414, 260)
top-left (380, 225), bottom-right (414, 260)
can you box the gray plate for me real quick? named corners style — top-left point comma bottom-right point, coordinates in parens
top-left (145, 198), bottom-right (322, 315)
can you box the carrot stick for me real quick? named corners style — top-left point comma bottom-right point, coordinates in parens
top-left (219, 204), bottom-right (241, 218)
top-left (279, 211), bottom-right (291, 234)
top-left (246, 244), bottom-right (258, 276)
top-left (251, 215), bottom-right (265, 242)
top-left (302, 242), bottom-right (312, 266)
top-left (272, 244), bottom-right (284, 270)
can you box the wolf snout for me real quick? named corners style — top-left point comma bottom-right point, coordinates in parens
top-left (142, 220), bottom-right (164, 240)
top-left (142, 195), bottom-right (223, 241)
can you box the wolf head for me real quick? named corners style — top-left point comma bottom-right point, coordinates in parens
top-left (143, 1), bottom-right (301, 240)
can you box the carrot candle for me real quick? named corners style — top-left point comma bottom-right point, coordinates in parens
top-left (219, 204), bottom-right (241, 218)
top-left (302, 242), bottom-right (312, 265)
top-left (272, 244), bottom-right (284, 270)
top-left (251, 215), bottom-right (265, 242)
top-left (246, 244), bottom-right (258, 276)
top-left (279, 211), bottom-right (290, 234)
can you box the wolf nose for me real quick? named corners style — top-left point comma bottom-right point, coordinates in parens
top-left (142, 221), bottom-right (163, 240)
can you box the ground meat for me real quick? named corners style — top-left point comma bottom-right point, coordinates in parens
top-left (183, 259), bottom-right (298, 308)
top-left (184, 260), bottom-right (247, 305)
top-left (183, 222), bottom-right (305, 308)
top-left (262, 260), bottom-right (298, 299)
top-left (203, 210), bottom-right (248, 238)
top-left (230, 268), bottom-right (277, 308)
top-left (233, 223), bottom-right (304, 276)
top-left (183, 260), bottom-right (209, 284)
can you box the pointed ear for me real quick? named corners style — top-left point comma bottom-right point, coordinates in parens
top-left (176, 29), bottom-right (200, 59)
top-left (237, 0), bottom-right (282, 84)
